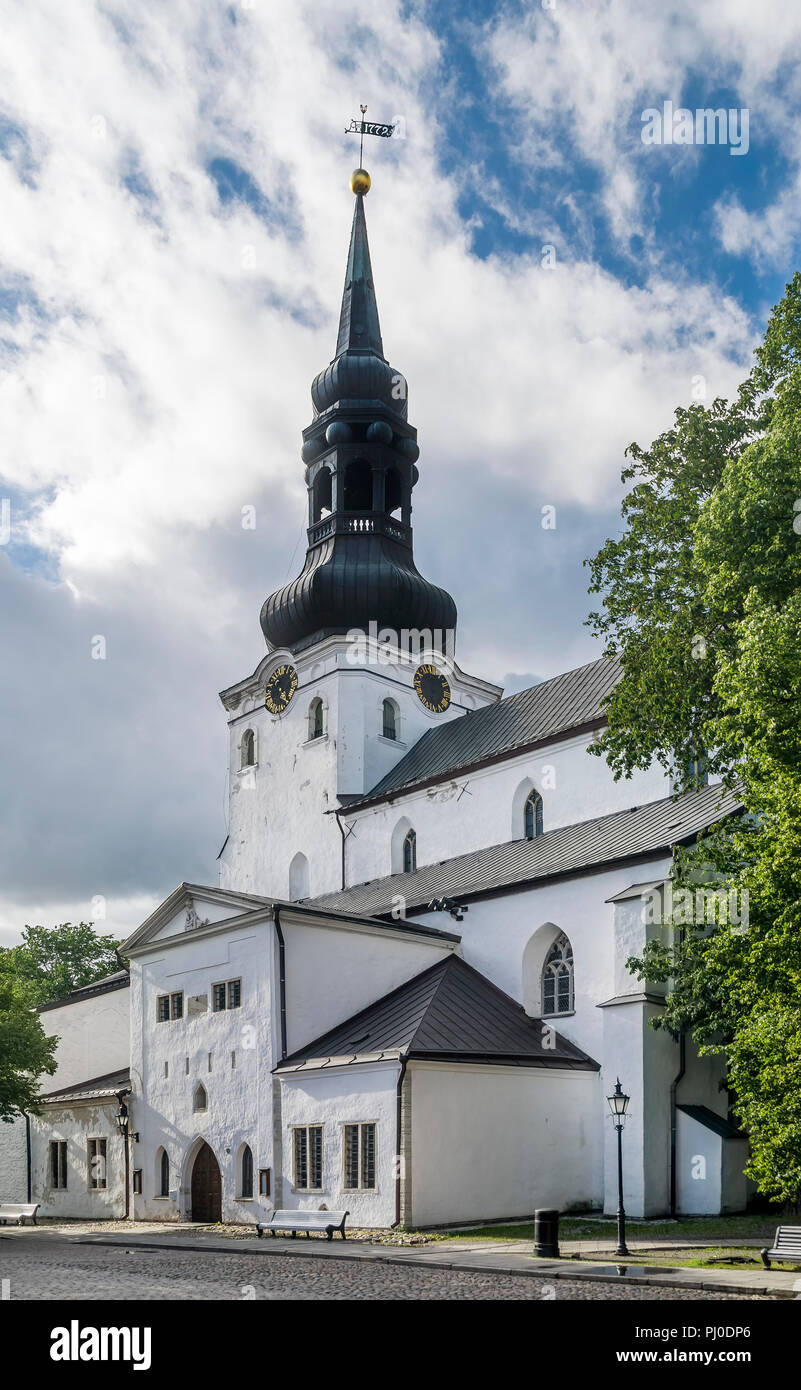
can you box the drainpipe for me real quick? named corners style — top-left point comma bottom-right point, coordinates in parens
top-left (669, 1031), bottom-right (686, 1217)
top-left (333, 808), bottom-right (347, 890)
top-left (273, 905), bottom-right (288, 1060)
top-left (24, 1112), bottom-right (32, 1202)
top-left (391, 1055), bottom-right (409, 1229)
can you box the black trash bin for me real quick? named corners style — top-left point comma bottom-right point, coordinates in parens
top-left (533, 1208), bottom-right (560, 1258)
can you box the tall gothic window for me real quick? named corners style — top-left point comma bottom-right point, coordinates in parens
top-left (309, 697), bottom-right (324, 740)
top-left (240, 1144), bottom-right (253, 1200)
top-left (382, 698), bottom-right (397, 740)
top-left (524, 789), bottom-right (543, 839)
top-left (542, 932), bottom-right (574, 1016)
top-left (240, 729), bottom-right (255, 768)
top-left (159, 1148), bottom-right (170, 1197)
top-left (403, 828), bottom-right (417, 873)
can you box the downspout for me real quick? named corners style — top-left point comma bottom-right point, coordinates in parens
top-left (24, 1112), bottom-right (32, 1202)
top-left (273, 904), bottom-right (288, 1060)
top-left (669, 919), bottom-right (687, 1217)
top-left (391, 1055), bottom-right (409, 1228)
top-left (333, 808), bottom-right (347, 890)
top-left (669, 1032), bottom-right (686, 1217)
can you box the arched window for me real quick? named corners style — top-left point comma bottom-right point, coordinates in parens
top-left (240, 729), bottom-right (255, 768)
top-left (193, 1083), bottom-right (207, 1113)
top-left (343, 459), bottom-right (372, 511)
top-left (158, 1147), bottom-right (170, 1197)
top-left (308, 697), bottom-right (324, 740)
top-left (524, 789), bottom-right (543, 839)
top-left (542, 932), bottom-right (574, 1016)
top-left (240, 1144), bottom-right (253, 1199)
top-left (382, 698), bottom-right (397, 740)
top-left (312, 467), bottom-right (332, 521)
top-left (289, 851), bottom-right (310, 900)
top-left (402, 828), bottom-right (417, 873)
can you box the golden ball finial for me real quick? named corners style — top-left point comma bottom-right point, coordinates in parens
top-left (350, 167), bottom-right (371, 195)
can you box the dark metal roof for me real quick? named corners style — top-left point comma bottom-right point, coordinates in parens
top-left (276, 955), bottom-right (599, 1072)
top-left (349, 655), bottom-right (622, 809)
top-left (309, 782), bottom-right (743, 918)
top-left (38, 970), bottom-right (130, 1013)
top-left (40, 1068), bottom-right (131, 1103)
top-left (677, 1104), bottom-right (746, 1141)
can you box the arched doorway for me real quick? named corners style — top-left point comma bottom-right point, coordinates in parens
top-left (190, 1141), bottom-right (222, 1223)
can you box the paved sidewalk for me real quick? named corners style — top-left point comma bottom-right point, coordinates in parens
top-left (9, 1224), bottom-right (798, 1299)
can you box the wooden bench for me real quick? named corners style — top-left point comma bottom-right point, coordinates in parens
top-left (256, 1209), bottom-right (349, 1241)
top-left (0, 1202), bottom-right (39, 1226)
top-left (760, 1226), bottom-right (801, 1269)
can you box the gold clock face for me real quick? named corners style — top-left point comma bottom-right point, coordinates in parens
top-left (264, 663), bottom-right (298, 714)
top-left (413, 664), bottom-right (451, 713)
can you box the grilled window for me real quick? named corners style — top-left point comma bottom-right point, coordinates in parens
top-left (50, 1140), bottom-right (67, 1190)
top-left (158, 992), bottom-right (183, 1022)
top-left (88, 1138), bottom-right (107, 1190)
top-left (241, 1145), bottom-right (254, 1199)
top-left (212, 978), bottom-right (241, 1012)
top-left (293, 1125), bottom-right (323, 1190)
top-left (542, 932), bottom-right (574, 1016)
top-left (344, 1122), bottom-right (377, 1190)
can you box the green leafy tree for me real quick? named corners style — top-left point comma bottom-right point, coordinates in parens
top-left (0, 922), bottom-right (123, 1009)
top-left (0, 958), bottom-right (57, 1121)
top-left (586, 272), bottom-right (801, 1202)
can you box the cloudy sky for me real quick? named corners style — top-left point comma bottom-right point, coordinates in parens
top-left (1, 0), bottom-right (800, 944)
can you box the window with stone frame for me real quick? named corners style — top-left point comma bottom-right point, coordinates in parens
top-left (344, 1122), bottom-right (376, 1190)
top-left (212, 978), bottom-right (241, 1012)
top-left (293, 1125), bottom-right (323, 1190)
top-left (240, 728), bottom-right (256, 768)
top-left (542, 932), bottom-right (574, 1016)
top-left (402, 828), bottom-right (417, 873)
top-left (240, 1144), bottom-right (254, 1199)
top-left (157, 992), bottom-right (183, 1022)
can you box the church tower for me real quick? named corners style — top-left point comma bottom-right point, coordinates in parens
top-left (218, 169), bottom-right (500, 901)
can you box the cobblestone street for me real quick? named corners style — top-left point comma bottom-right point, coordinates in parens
top-left (0, 1234), bottom-right (775, 1300)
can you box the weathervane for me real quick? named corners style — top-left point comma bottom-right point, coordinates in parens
top-left (345, 104), bottom-right (396, 194)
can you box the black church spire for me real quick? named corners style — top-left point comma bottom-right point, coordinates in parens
top-left (260, 171), bottom-right (457, 655)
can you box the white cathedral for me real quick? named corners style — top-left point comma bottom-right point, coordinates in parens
top-left (0, 170), bottom-right (750, 1231)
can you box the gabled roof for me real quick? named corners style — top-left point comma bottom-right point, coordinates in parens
top-left (347, 655), bottom-right (621, 810)
top-left (308, 782), bottom-right (743, 919)
top-left (276, 955), bottom-right (599, 1072)
top-left (39, 1068), bottom-right (131, 1103)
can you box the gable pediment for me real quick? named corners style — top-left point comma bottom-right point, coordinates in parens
top-left (122, 883), bottom-right (271, 955)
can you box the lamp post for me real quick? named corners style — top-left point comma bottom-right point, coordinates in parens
top-left (115, 1094), bottom-right (131, 1221)
top-left (607, 1077), bottom-right (630, 1257)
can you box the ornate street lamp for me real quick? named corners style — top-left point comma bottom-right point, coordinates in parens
top-left (607, 1077), bottom-right (630, 1257)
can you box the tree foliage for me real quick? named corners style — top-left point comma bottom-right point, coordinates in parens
top-left (586, 272), bottom-right (801, 1201)
top-left (0, 958), bottom-right (57, 1122)
top-left (0, 922), bottom-right (123, 1009)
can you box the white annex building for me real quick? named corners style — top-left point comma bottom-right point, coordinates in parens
top-left (1, 172), bottom-right (750, 1229)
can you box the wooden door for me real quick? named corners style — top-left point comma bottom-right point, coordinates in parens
top-left (190, 1141), bottom-right (222, 1223)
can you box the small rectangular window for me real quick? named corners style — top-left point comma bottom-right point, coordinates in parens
top-left (293, 1125), bottom-right (323, 1190)
top-left (88, 1138), bottom-right (107, 1190)
top-left (50, 1140), bottom-right (68, 1190)
top-left (344, 1123), bottom-right (377, 1190)
top-left (212, 983), bottom-right (226, 1012)
top-left (207, 1052), bottom-right (212, 1072)
top-left (163, 1061), bottom-right (169, 1078)
top-left (231, 1051), bottom-right (236, 1069)
top-left (227, 979), bottom-right (241, 1010)
top-left (132, 1169), bottom-right (142, 1195)
top-left (212, 978), bottom-right (241, 1011)
top-left (157, 995), bottom-right (170, 1023)
top-left (185, 1056), bottom-right (189, 1075)
top-left (259, 1168), bottom-right (271, 1197)
top-left (170, 992), bottom-right (183, 1020)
